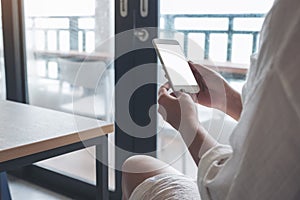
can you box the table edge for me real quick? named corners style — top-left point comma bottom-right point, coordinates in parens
top-left (0, 124), bottom-right (113, 163)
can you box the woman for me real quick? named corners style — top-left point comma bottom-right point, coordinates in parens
top-left (122, 0), bottom-right (300, 199)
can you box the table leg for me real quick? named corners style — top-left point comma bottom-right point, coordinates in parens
top-left (96, 136), bottom-right (109, 200)
top-left (0, 172), bottom-right (11, 200)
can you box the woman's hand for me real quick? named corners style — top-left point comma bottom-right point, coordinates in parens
top-left (158, 84), bottom-right (218, 164)
top-left (188, 61), bottom-right (242, 120)
top-left (158, 85), bottom-right (199, 134)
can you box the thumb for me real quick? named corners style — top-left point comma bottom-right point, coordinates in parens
top-left (188, 61), bottom-right (206, 91)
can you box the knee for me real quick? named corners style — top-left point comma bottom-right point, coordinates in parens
top-left (121, 155), bottom-right (177, 199)
top-left (122, 155), bottom-right (153, 174)
top-left (122, 155), bottom-right (153, 199)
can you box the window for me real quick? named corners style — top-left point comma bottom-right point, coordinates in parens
top-left (24, 0), bottom-right (115, 190)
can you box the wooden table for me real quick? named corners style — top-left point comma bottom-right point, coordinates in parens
top-left (0, 100), bottom-right (113, 200)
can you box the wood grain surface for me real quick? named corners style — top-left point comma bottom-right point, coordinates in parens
top-left (0, 100), bottom-right (113, 162)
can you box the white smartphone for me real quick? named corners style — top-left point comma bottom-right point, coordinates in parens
top-left (153, 39), bottom-right (200, 93)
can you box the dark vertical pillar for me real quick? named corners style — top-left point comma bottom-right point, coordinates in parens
top-left (96, 136), bottom-right (109, 200)
top-left (2, 0), bottom-right (28, 103)
top-left (114, 0), bottom-right (158, 198)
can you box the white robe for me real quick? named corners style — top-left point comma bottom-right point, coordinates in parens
top-left (198, 0), bottom-right (300, 199)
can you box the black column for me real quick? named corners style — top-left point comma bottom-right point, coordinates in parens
top-left (1, 0), bottom-right (28, 103)
top-left (114, 0), bottom-right (158, 198)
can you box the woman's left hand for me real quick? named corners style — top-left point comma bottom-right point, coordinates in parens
top-left (158, 83), bottom-right (199, 134)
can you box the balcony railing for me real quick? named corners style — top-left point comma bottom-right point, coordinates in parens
top-left (161, 14), bottom-right (264, 61)
top-left (28, 14), bottom-right (265, 79)
top-left (27, 16), bottom-right (95, 52)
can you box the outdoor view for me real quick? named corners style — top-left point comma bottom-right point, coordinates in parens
top-left (160, 0), bottom-right (274, 64)
top-left (24, 0), bottom-right (115, 189)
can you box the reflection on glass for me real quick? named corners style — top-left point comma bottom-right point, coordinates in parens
top-left (24, 0), bottom-right (115, 190)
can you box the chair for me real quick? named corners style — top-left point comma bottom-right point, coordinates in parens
top-left (58, 58), bottom-right (113, 121)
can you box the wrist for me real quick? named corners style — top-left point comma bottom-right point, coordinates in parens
top-left (185, 124), bottom-right (218, 164)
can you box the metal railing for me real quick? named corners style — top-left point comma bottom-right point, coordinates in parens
top-left (161, 14), bottom-right (264, 62)
top-left (28, 14), bottom-right (265, 78)
top-left (27, 16), bottom-right (95, 52)
top-left (27, 16), bottom-right (95, 79)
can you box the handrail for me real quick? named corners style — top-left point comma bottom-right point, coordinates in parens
top-left (28, 14), bottom-right (265, 78)
top-left (161, 14), bottom-right (264, 61)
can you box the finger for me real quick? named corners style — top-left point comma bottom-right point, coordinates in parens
top-left (172, 91), bottom-right (184, 98)
top-left (159, 87), bottom-right (174, 99)
top-left (158, 82), bottom-right (171, 95)
top-left (189, 61), bottom-right (211, 76)
top-left (158, 85), bottom-right (177, 100)
top-left (188, 61), bottom-right (201, 77)
top-left (188, 61), bottom-right (198, 72)
top-left (162, 82), bottom-right (171, 89)
top-left (158, 90), bottom-right (177, 108)
top-left (158, 86), bottom-right (167, 96)
top-left (185, 92), bottom-right (198, 103)
top-left (188, 62), bottom-right (208, 91)
top-left (170, 92), bottom-right (177, 98)
top-left (158, 92), bottom-right (176, 105)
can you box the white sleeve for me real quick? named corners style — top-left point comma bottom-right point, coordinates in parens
top-left (197, 145), bottom-right (232, 200)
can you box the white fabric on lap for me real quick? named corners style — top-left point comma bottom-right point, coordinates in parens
top-left (129, 173), bottom-right (201, 200)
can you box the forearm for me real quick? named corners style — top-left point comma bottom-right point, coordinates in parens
top-left (180, 124), bottom-right (218, 165)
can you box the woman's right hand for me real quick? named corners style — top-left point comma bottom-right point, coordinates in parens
top-left (188, 61), bottom-right (242, 121)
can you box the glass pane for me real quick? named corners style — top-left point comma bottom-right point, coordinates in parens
top-left (0, 2), bottom-right (6, 100)
top-left (24, 0), bottom-right (115, 190)
top-left (158, 0), bottom-right (274, 177)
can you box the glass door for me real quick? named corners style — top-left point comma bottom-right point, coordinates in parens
top-left (24, 0), bottom-right (115, 191)
top-left (157, 0), bottom-right (275, 178)
top-left (25, 0), bottom-right (114, 115)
